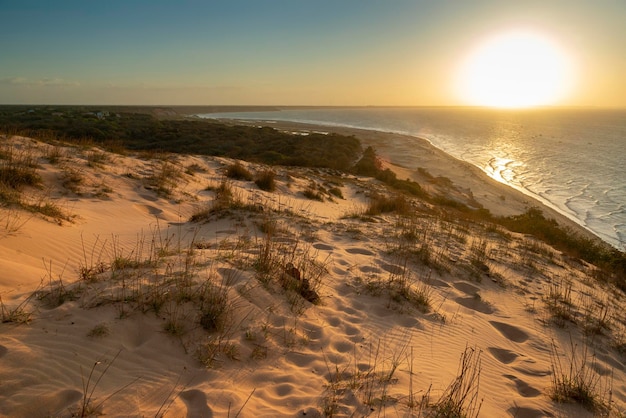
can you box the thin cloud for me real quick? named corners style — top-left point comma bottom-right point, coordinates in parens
top-left (0, 77), bottom-right (80, 87)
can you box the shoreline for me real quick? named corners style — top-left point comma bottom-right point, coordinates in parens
top-left (214, 117), bottom-right (610, 249)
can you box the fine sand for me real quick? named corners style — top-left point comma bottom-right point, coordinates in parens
top-left (1, 133), bottom-right (625, 417)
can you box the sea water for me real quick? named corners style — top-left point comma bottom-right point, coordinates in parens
top-left (198, 107), bottom-right (626, 250)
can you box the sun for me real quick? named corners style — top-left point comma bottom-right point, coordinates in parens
top-left (455, 30), bottom-right (573, 108)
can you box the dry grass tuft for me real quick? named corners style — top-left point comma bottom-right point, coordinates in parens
top-left (549, 338), bottom-right (609, 414)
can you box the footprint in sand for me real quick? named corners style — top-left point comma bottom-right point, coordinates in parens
top-left (488, 347), bottom-right (519, 364)
top-left (595, 352), bottom-right (625, 372)
top-left (359, 265), bottom-right (381, 274)
top-left (503, 374), bottom-right (541, 398)
top-left (313, 243), bottom-right (334, 251)
top-left (397, 315), bottom-right (421, 329)
top-left (326, 317), bottom-right (341, 327)
top-left (332, 340), bottom-right (354, 354)
top-left (346, 247), bottom-right (374, 256)
top-left (0, 344), bottom-right (7, 358)
top-left (344, 324), bottom-right (360, 336)
top-left (507, 405), bottom-right (550, 418)
top-left (454, 296), bottom-right (495, 314)
top-left (43, 389), bottom-right (83, 415)
top-left (333, 266), bottom-right (347, 276)
top-left (378, 263), bottom-right (404, 275)
top-left (133, 203), bottom-right (164, 217)
top-left (180, 390), bottom-right (213, 418)
top-left (285, 351), bottom-right (317, 368)
top-left (512, 364), bottom-right (551, 377)
top-left (489, 321), bottom-right (529, 343)
top-left (138, 192), bottom-right (159, 202)
top-left (453, 281), bottom-right (480, 295)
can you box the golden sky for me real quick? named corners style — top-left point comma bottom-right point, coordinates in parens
top-left (1, 1), bottom-right (625, 107)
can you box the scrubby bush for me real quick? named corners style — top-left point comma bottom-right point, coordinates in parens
top-left (352, 146), bottom-right (426, 198)
top-left (255, 170), bottom-right (276, 192)
top-left (366, 193), bottom-right (412, 216)
top-left (225, 162), bottom-right (253, 181)
top-left (0, 107), bottom-right (362, 171)
top-left (497, 208), bottom-right (626, 286)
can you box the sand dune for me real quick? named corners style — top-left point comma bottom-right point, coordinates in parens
top-left (1, 134), bottom-right (625, 417)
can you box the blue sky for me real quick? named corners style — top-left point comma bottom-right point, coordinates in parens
top-left (1, 0), bottom-right (624, 106)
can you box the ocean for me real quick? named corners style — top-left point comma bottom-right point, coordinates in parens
top-left (198, 107), bottom-right (626, 250)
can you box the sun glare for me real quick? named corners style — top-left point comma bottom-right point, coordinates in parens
top-left (455, 30), bottom-right (573, 108)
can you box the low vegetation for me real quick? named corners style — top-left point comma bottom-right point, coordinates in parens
top-left (224, 161), bottom-right (253, 181)
top-left (549, 338), bottom-right (609, 414)
top-left (2, 111), bottom-right (626, 416)
top-left (0, 106), bottom-right (362, 171)
top-left (352, 146), bottom-right (426, 198)
top-left (254, 169), bottom-right (276, 192)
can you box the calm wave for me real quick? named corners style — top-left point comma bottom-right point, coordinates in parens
top-left (198, 107), bottom-right (626, 250)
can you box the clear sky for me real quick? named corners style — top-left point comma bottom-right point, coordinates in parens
top-left (1, 0), bottom-right (625, 106)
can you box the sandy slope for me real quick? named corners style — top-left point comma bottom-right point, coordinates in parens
top-left (1, 134), bottom-right (625, 417)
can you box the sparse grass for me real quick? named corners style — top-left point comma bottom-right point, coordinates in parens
top-left (85, 150), bottom-right (109, 168)
top-left (38, 259), bottom-right (81, 308)
top-left (549, 338), bottom-right (608, 414)
top-left (148, 160), bottom-right (184, 197)
top-left (427, 345), bottom-right (483, 418)
top-left (26, 197), bottom-right (73, 223)
top-left (366, 193), bottom-right (412, 216)
top-left (196, 339), bottom-right (241, 368)
top-left (255, 169), bottom-right (276, 192)
top-left (0, 142), bottom-right (73, 222)
top-left (61, 166), bottom-right (85, 194)
top-left (191, 180), bottom-right (263, 221)
top-left (225, 161), bottom-right (253, 181)
top-left (0, 293), bottom-right (33, 323)
top-left (385, 261), bottom-right (432, 313)
top-left (579, 292), bottom-right (612, 337)
top-left (302, 186), bottom-right (325, 201)
top-left (87, 323), bottom-right (110, 338)
top-left (250, 344), bottom-right (268, 360)
top-left (72, 350), bottom-right (138, 418)
top-left (544, 278), bottom-right (575, 328)
top-left (0, 143), bottom-right (42, 210)
top-left (0, 144), bottom-right (41, 193)
top-left (45, 144), bottom-right (66, 164)
top-left (0, 206), bottom-right (30, 237)
top-left (253, 231), bottom-right (326, 306)
top-left (497, 207), bottom-right (626, 287)
top-left (198, 280), bottom-right (231, 333)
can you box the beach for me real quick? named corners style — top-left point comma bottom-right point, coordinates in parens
top-left (200, 107), bottom-right (626, 251)
top-left (226, 118), bottom-right (605, 244)
top-left (1, 130), bottom-right (624, 417)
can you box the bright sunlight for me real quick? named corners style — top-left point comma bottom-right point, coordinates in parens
top-left (455, 30), bottom-right (574, 108)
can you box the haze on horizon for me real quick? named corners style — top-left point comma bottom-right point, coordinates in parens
top-left (1, 0), bottom-right (625, 108)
